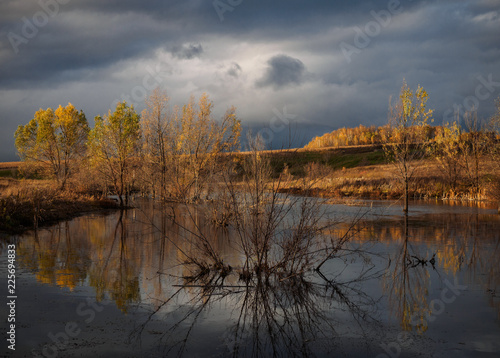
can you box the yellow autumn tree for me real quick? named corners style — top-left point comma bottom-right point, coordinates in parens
top-left (430, 119), bottom-right (462, 192)
top-left (14, 103), bottom-right (89, 189)
top-left (88, 102), bottom-right (141, 207)
top-left (384, 80), bottom-right (433, 213)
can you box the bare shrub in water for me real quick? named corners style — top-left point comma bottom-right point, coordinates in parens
top-left (175, 133), bottom-right (364, 282)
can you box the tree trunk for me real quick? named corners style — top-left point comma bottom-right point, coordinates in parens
top-left (404, 179), bottom-right (409, 213)
top-left (404, 212), bottom-right (408, 241)
top-left (59, 176), bottom-right (67, 191)
top-left (118, 192), bottom-right (124, 207)
top-left (119, 164), bottom-right (125, 207)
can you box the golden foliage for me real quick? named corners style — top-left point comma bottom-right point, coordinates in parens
top-left (14, 103), bottom-right (89, 189)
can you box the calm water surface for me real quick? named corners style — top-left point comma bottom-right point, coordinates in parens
top-left (1, 198), bottom-right (499, 357)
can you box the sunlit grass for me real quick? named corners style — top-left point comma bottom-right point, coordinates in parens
top-left (0, 177), bottom-right (117, 233)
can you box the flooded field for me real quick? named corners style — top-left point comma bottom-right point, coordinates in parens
top-left (1, 198), bottom-right (499, 357)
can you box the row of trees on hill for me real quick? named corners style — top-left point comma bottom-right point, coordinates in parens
top-left (14, 88), bottom-right (241, 206)
top-left (305, 124), bottom-right (439, 148)
top-left (306, 120), bottom-right (497, 152)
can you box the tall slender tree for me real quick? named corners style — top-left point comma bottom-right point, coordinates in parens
top-left (141, 88), bottom-right (172, 200)
top-left (462, 109), bottom-right (488, 196)
top-left (384, 80), bottom-right (433, 213)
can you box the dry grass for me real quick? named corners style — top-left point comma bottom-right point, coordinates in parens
top-left (0, 177), bottom-right (118, 233)
top-left (0, 178), bottom-right (52, 196)
top-left (276, 158), bottom-right (495, 202)
top-left (0, 162), bottom-right (21, 170)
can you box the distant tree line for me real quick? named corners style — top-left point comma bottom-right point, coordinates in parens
top-left (306, 123), bottom-right (454, 149)
top-left (304, 105), bottom-right (500, 200)
top-left (305, 122), bottom-right (498, 151)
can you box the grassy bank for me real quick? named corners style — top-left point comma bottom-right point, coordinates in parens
top-left (0, 177), bottom-right (119, 234)
top-left (241, 145), bottom-right (495, 202)
top-left (0, 162), bottom-right (20, 179)
top-left (275, 161), bottom-right (490, 201)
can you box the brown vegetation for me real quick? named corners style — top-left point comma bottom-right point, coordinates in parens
top-left (274, 157), bottom-right (495, 202)
top-left (0, 178), bottom-right (118, 234)
top-left (0, 162), bottom-right (20, 170)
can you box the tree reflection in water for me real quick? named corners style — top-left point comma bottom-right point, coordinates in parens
top-left (8, 199), bottom-right (500, 356)
top-left (130, 260), bottom-right (382, 357)
top-left (15, 208), bottom-right (142, 312)
top-left (383, 214), bottom-right (431, 333)
top-left (375, 212), bottom-right (500, 331)
top-left (122, 195), bottom-right (386, 356)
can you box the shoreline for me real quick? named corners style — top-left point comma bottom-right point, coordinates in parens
top-left (0, 192), bottom-right (120, 235)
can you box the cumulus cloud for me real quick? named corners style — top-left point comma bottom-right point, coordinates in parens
top-left (256, 55), bottom-right (307, 89)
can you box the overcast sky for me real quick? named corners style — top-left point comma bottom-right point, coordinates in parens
top-left (1, 0), bottom-right (499, 161)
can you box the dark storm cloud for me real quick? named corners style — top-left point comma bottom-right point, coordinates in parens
top-left (256, 55), bottom-right (307, 89)
top-left (171, 44), bottom-right (203, 60)
top-left (0, 0), bottom-right (426, 89)
top-left (0, 15), bottom-right (164, 88)
top-left (0, 0), bottom-right (208, 22)
top-left (0, 0), bottom-right (499, 160)
top-left (0, 0), bottom-right (212, 89)
top-left (0, 0), bottom-right (496, 84)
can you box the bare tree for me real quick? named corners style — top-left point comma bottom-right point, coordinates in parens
top-left (461, 108), bottom-right (488, 197)
top-left (141, 88), bottom-right (172, 200)
top-left (139, 91), bottom-right (241, 202)
top-left (487, 97), bottom-right (500, 211)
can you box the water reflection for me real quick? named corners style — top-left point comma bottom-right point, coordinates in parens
top-left (5, 199), bottom-right (500, 355)
top-left (131, 266), bottom-right (380, 357)
top-left (350, 212), bottom-right (500, 326)
top-left (16, 221), bottom-right (90, 290)
top-left (16, 210), bottom-right (142, 312)
top-left (384, 216), bottom-right (432, 333)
